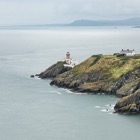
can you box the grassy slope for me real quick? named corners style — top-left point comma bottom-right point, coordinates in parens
top-left (71, 54), bottom-right (140, 81)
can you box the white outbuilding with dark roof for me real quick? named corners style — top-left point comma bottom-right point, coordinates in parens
top-left (120, 49), bottom-right (135, 56)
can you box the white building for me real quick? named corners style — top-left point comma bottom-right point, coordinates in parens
top-left (120, 49), bottom-right (135, 56)
top-left (64, 52), bottom-right (78, 68)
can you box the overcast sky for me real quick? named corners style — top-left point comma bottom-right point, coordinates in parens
top-left (0, 0), bottom-right (140, 25)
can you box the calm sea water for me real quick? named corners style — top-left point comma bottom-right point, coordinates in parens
top-left (0, 27), bottom-right (140, 140)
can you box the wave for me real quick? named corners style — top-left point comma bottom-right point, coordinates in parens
top-left (34, 77), bottom-right (41, 80)
top-left (64, 89), bottom-right (73, 94)
top-left (94, 106), bottom-right (101, 108)
top-left (101, 109), bottom-right (109, 112)
top-left (94, 104), bottom-right (115, 114)
top-left (50, 90), bottom-right (62, 95)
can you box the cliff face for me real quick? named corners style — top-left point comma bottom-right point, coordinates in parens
top-left (114, 91), bottom-right (140, 114)
top-left (38, 61), bottom-right (71, 79)
top-left (50, 55), bottom-right (140, 95)
top-left (39, 54), bottom-right (140, 114)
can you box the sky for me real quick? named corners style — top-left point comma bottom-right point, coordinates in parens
top-left (0, 0), bottom-right (140, 25)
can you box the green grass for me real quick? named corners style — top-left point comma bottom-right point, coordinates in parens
top-left (57, 61), bottom-right (65, 67)
top-left (89, 54), bottom-right (103, 67)
top-left (70, 54), bottom-right (140, 80)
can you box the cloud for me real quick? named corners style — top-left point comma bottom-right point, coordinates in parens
top-left (0, 0), bottom-right (140, 25)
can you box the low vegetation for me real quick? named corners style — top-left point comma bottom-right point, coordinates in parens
top-left (40, 54), bottom-right (140, 114)
top-left (71, 54), bottom-right (140, 80)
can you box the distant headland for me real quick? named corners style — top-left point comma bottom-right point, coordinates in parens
top-left (1, 17), bottom-right (140, 28)
top-left (34, 51), bottom-right (140, 115)
top-left (68, 17), bottom-right (140, 26)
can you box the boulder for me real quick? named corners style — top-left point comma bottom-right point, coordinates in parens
top-left (114, 92), bottom-right (140, 114)
top-left (30, 75), bottom-right (35, 78)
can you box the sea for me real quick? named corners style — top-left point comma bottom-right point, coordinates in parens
top-left (0, 26), bottom-right (140, 140)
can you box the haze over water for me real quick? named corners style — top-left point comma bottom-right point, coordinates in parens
top-left (0, 27), bottom-right (140, 140)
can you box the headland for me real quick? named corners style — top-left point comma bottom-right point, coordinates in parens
top-left (37, 53), bottom-right (140, 114)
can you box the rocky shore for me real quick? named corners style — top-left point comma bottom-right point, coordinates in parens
top-left (38, 61), bottom-right (72, 79)
top-left (38, 54), bottom-right (140, 114)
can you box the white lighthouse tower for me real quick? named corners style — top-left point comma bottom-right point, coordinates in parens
top-left (65, 52), bottom-right (71, 65)
top-left (64, 52), bottom-right (78, 68)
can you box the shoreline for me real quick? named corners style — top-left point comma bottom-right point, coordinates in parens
top-left (36, 54), bottom-right (140, 115)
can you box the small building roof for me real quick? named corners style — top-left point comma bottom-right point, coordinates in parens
top-left (121, 49), bottom-right (135, 53)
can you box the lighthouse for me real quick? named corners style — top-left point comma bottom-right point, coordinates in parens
top-left (64, 52), bottom-right (78, 68)
top-left (65, 52), bottom-right (71, 64)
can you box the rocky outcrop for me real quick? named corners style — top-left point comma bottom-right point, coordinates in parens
top-left (38, 61), bottom-right (72, 79)
top-left (115, 68), bottom-right (140, 97)
top-left (50, 67), bottom-right (140, 95)
top-left (114, 91), bottom-right (140, 114)
top-left (30, 75), bottom-right (35, 78)
top-left (39, 54), bottom-right (140, 114)
top-left (50, 55), bottom-right (140, 96)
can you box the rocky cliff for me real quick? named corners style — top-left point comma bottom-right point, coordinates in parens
top-left (114, 91), bottom-right (140, 114)
top-left (39, 61), bottom-right (71, 79)
top-left (39, 54), bottom-right (140, 114)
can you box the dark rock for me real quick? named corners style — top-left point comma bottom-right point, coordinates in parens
top-left (113, 68), bottom-right (140, 97)
top-left (30, 75), bottom-right (35, 78)
top-left (38, 61), bottom-right (72, 79)
top-left (114, 92), bottom-right (140, 114)
top-left (50, 66), bottom-right (140, 96)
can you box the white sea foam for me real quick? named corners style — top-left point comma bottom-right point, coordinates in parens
top-left (99, 104), bottom-right (115, 114)
top-left (95, 106), bottom-right (101, 108)
top-left (50, 91), bottom-right (62, 95)
top-left (105, 104), bottom-right (115, 109)
top-left (110, 106), bottom-right (114, 110)
top-left (56, 92), bottom-right (62, 95)
top-left (108, 112), bottom-right (113, 115)
top-left (34, 77), bottom-right (41, 80)
top-left (105, 104), bottom-right (113, 107)
top-left (101, 109), bottom-right (108, 112)
top-left (64, 89), bottom-right (86, 95)
top-left (64, 89), bottom-right (73, 94)
top-left (74, 92), bottom-right (84, 95)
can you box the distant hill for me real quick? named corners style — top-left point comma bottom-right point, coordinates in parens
top-left (67, 17), bottom-right (140, 26)
top-left (133, 26), bottom-right (140, 28)
top-left (1, 17), bottom-right (140, 28)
